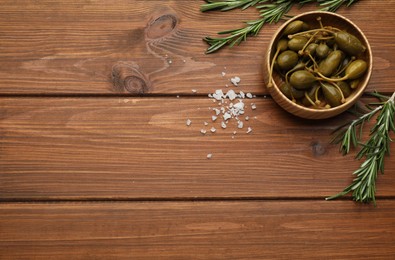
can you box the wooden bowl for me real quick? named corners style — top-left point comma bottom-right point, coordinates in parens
top-left (266, 11), bottom-right (372, 119)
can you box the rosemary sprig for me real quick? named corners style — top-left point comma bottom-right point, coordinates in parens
top-left (327, 92), bottom-right (395, 204)
top-left (201, 0), bottom-right (361, 54)
top-left (200, 0), bottom-right (263, 12)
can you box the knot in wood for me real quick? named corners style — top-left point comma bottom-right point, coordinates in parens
top-left (311, 141), bottom-right (326, 157)
top-left (146, 14), bottom-right (178, 40)
top-left (111, 62), bottom-right (150, 94)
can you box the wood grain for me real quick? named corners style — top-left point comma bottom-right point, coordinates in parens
top-left (1, 97), bottom-right (394, 200)
top-left (0, 0), bottom-right (393, 94)
top-left (1, 201), bottom-right (394, 259)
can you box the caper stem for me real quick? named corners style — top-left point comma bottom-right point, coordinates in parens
top-left (334, 56), bottom-right (356, 77)
top-left (304, 91), bottom-right (317, 107)
top-left (308, 53), bottom-right (319, 69)
top-left (288, 28), bottom-right (334, 39)
top-left (268, 48), bottom-right (281, 88)
top-left (298, 31), bottom-right (319, 56)
top-left (314, 86), bottom-right (322, 105)
top-left (316, 71), bottom-right (349, 82)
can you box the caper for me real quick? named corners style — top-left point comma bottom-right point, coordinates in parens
top-left (288, 36), bottom-right (309, 51)
top-left (318, 50), bottom-right (344, 77)
top-left (283, 20), bottom-right (305, 36)
top-left (336, 81), bottom-right (352, 98)
top-left (305, 43), bottom-right (318, 56)
top-left (344, 59), bottom-right (367, 80)
top-left (349, 79), bottom-right (360, 89)
top-left (289, 70), bottom-right (317, 90)
top-left (279, 82), bottom-right (304, 100)
top-left (334, 31), bottom-right (366, 56)
top-left (277, 50), bottom-right (299, 71)
top-left (279, 82), bottom-right (293, 99)
top-left (316, 43), bottom-right (331, 59)
top-left (321, 82), bottom-right (343, 107)
top-left (277, 39), bottom-right (288, 52)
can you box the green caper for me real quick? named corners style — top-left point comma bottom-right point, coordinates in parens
top-left (316, 43), bottom-right (331, 59)
top-left (318, 50), bottom-right (344, 77)
top-left (344, 59), bottom-right (367, 80)
top-left (321, 83), bottom-right (342, 107)
top-left (349, 79), bottom-right (360, 89)
top-left (336, 81), bottom-right (352, 98)
top-left (305, 43), bottom-right (318, 56)
top-left (283, 20), bottom-right (304, 36)
top-left (289, 70), bottom-right (317, 90)
top-left (279, 82), bottom-right (293, 99)
top-left (277, 50), bottom-right (299, 71)
top-left (334, 31), bottom-right (366, 56)
top-left (277, 39), bottom-right (288, 52)
top-left (288, 36), bottom-right (308, 51)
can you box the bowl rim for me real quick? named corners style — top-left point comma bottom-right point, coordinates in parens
top-left (266, 10), bottom-right (373, 116)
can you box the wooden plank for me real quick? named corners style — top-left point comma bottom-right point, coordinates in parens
top-left (0, 201), bottom-right (394, 259)
top-left (1, 97), bottom-right (394, 199)
top-left (0, 0), bottom-right (393, 94)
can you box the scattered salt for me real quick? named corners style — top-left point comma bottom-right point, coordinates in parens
top-left (230, 76), bottom-right (241, 86)
top-left (223, 112), bottom-right (231, 121)
top-left (226, 90), bottom-right (237, 101)
top-left (213, 89), bottom-right (224, 101)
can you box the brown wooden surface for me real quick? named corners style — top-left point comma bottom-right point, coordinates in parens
top-left (1, 201), bottom-right (395, 260)
top-left (1, 0), bottom-right (395, 259)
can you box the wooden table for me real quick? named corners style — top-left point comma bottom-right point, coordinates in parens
top-left (1, 1), bottom-right (395, 259)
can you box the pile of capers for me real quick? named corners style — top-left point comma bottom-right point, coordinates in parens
top-left (268, 17), bottom-right (368, 109)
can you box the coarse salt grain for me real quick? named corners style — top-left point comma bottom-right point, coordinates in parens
top-left (237, 121), bottom-right (244, 129)
top-left (221, 122), bottom-right (227, 129)
top-left (230, 76), bottom-right (241, 86)
top-left (200, 129), bottom-right (207, 135)
top-left (212, 115), bottom-right (217, 122)
top-left (223, 112), bottom-right (231, 121)
top-left (246, 127), bottom-right (252, 134)
top-left (226, 89), bottom-right (237, 101)
top-left (251, 103), bottom-right (257, 110)
top-left (192, 89), bottom-right (197, 93)
top-left (207, 153), bottom-right (212, 159)
top-left (186, 119), bottom-right (192, 126)
top-left (210, 127), bottom-right (216, 133)
top-left (246, 93), bottom-right (253, 98)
